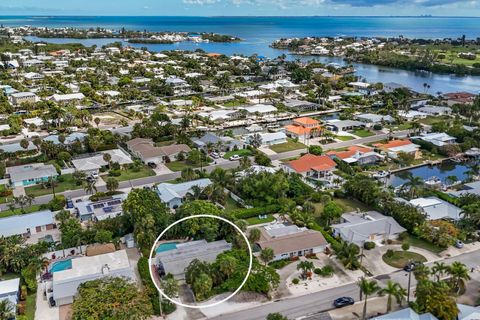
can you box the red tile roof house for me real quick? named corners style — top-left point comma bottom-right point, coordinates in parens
top-left (284, 117), bottom-right (323, 142)
top-left (373, 139), bottom-right (422, 159)
top-left (283, 154), bottom-right (337, 181)
top-left (443, 92), bottom-right (476, 106)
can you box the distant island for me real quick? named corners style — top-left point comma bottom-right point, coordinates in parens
top-left (272, 36), bottom-right (480, 76)
top-left (6, 26), bottom-right (241, 44)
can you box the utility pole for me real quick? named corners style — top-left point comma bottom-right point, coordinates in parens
top-left (407, 259), bottom-right (412, 303)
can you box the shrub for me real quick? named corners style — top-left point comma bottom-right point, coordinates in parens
top-left (398, 231), bottom-right (409, 241)
top-left (402, 241), bottom-right (410, 251)
top-left (47, 195), bottom-right (66, 211)
top-left (319, 265), bottom-right (334, 277)
top-left (292, 278), bottom-right (300, 285)
top-left (364, 241), bottom-right (376, 250)
top-left (373, 124), bottom-right (383, 130)
top-left (386, 239), bottom-right (394, 245)
top-left (109, 169), bottom-right (122, 177)
top-left (385, 249), bottom-right (395, 258)
top-left (314, 268), bottom-right (322, 275)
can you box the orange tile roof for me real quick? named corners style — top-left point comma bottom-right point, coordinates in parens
top-left (374, 139), bottom-right (412, 150)
top-left (294, 117), bottom-right (320, 126)
top-left (207, 53), bottom-right (223, 57)
top-left (285, 125), bottom-right (312, 135)
top-left (326, 145), bottom-right (372, 159)
top-left (288, 154), bottom-right (336, 173)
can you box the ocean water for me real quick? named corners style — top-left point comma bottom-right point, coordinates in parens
top-left (2, 16), bottom-right (480, 93)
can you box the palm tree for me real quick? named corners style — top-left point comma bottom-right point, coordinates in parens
top-left (413, 263), bottom-right (430, 281)
top-left (218, 255), bottom-right (237, 278)
top-left (250, 133), bottom-right (263, 149)
top-left (432, 261), bottom-right (449, 281)
top-left (447, 261), bottom-right (471, 294)
top-left (239, 156), bottom-right (252, 170)
top-left (357, 277), bottom-right (380, 320)
top-left (83, 180), bottom-right (97, 195)
top-left (402, 173), bottom-right (424, 199)
top-left (297, 260), bottom-right (314, 280)
top-left (0, 299), bottom-right (14, 320)
top-left (378, 280), bottom-right (407, 312)
top-left (333, 242), bottom-right (360, 270)
top-left (260, 248), bottom-right (274, 265)
top-left (445, 175), bottom-right (458, 187)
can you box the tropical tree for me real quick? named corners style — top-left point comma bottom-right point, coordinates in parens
top-left (357, 277), bottom-right (380, 320)
top-left (0, 299), bottom-right (15, 320)
top-left (105, 177), bottom-right (119, 193)
top-left (192, 273), bottom-right (213, 301)
top-left (431, 261), bottom-right (448, 281)
top-left (20, 138), bottom-right (29, 150)
top-left (378, 280), bottom-right (406, 312)
top-left (239, 156), bottom-right (252, 170)
top-left (217, 255), bottom-right (237, 278)
top-left (250, 133), bottom-right (263, 149)
top-left (260, 248), bottom-right (275, 265)
top-left (333, 242), bottom-right (360, 270)
top-left (297, 260), bottom-right (314, 280)
top-left (322, 201), bottom-right (343, 225)
top-left (160, 275), bottom-right (179, 300)
top-left (248, 228), bottom-right (261, 244)
top-left (401, 173), bottom-right (424, 198)
top-left (266, 313), bottom-right (288, 320)
top-left (447, 261), bottom-right (470, 294)
top-left (83, 180), bottom-right (97, 195)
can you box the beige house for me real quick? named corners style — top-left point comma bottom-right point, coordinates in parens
top-left (126, 138), bottom-right (191, 164)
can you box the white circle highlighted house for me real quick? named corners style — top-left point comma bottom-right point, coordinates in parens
top-left (148, 214), bottom-right (253, 309)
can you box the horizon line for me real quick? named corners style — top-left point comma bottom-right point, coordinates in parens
top-left (1, 15), bottom-right (480, 18)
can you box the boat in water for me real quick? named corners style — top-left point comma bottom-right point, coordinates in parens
top-left (371, 171), bottom-right (390, 179)
top-left (245, 124), bottom-right (263, 132)
top-left (424, 176), bottom-right (442, 188)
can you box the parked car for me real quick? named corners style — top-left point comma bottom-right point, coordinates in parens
top-left (210, 152), bottom-right (220, 159)
top-left (147, 162), bottom-right (157, 169)
top-left (455, 240), bottom-right (464, 249)
top-left (403, 261), bottom-right (421, 272)
top-left (333, 297), bottom-right (354, 308)
top-left (66, 198), bottom-right (74, 209)
top-left (90, 172), bottom-right (99, 179)
top-left (49, 296), bottom-right (56, 307)
top-left (229, 154), bottom-right (241, 161)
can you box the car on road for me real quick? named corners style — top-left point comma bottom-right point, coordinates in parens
top-left (403, 261), bottom-right (421, 272)
top-left (147, 162), bottom-right (157, 169)
top-left (333, 297), bottom-right (354, 308)
top-left (455, 240), bottom-right (464, 249)
top-left (210, 152), bottom-right (220, 159)
top-left (66, 198), bottom-right (74, 209)
top-left (229, 155), bottom-right (241, 161)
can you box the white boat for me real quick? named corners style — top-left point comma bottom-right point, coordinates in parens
top-left (245, 124), bottom-right (263, 132)
top-left (424, 176), bottom-right (442, 187)
top-left (372, 171), bottom-right (390, 179)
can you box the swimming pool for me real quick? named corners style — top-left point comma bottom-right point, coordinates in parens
top-left (156, 242), bottom-right (178, 253)
top-left (50, 259), bottom-right (73, 273)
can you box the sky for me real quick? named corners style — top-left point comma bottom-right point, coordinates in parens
top-left (1, 0), bottom-right (480, 16)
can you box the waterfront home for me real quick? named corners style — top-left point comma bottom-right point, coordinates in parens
top-left (417, 132), bottom-right (456, 147)
top-left (443, 92), bottom-right (476, 106)
top-left (71, 149), bottom-right (133, 174)
top-left (0, 210), bottom-right (56, 238)
top-left (156, 240), bottom-right (232, 279)
top-left (0, 278), bottom-right (20, 316)
top-left (75, 195), bottom-right (127, 221)
top-left (327, 145), bottom-right (384, 165)
top-left (383, 82), bottom-right (408, 93)
top-left (398, 110), bottom-right (428, 121)
top-left (285, 117), bottom-right (322, 140)
top-left (356, 113), bottom-right (395, 125)
top-left (283, 154), bottom-right (336, 180)
top-left (325, 119), bottom-right (365, 132)
top-left (450, 181), bottom-right (480, 197)
top-left (406, 196), bottom-right (463, 220)
top-left (126, 138), bottom-right (191, 164)
top-left (283, 99), bottom-right (319, 113)
top-left (348, 81), bottom-right (378, 96)
top-left (238, 104), bottom-right (278, 116)
top-left (417, 105), bottom-right (452, 116)
top-left (372, 304), bottom-right (480, 320)
top-left (373, 139), bottom-right (422, 159)
top-left (255, 223), bottom-right (327, 261)
top-left (10, 91), bottom-right (37, 105)
top-left (246, 132), bottom-right (288, 146)
top-left (6, 163), bottom-right (58, 187)
top-left (198, 109), bottom-right (239, 122)
top-left (156, 178), bottom-right (212, 209)
top-left (50, 250), bottom-right (135, 306)
top-left (192, 133), bottom-right (244, 152)
top-left (235, 90), bottom-right (265, 101)
top-left (331, 211), bottom-right (406, 246)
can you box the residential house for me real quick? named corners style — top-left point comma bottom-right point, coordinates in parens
top-left (327, 145), bottom-right (384, 165)
top-left (50, 250), bottom-right (135, 306)
top-left (192, 133), bottom-right (244, 152)
top-left (10, 92), bottom-right (37, 105)
top-left (71, 149), bottom-right (133, 174)
top-left (6, 163), bottom-right (58, 187)
top-left (75, 195), bottom-right (127, 221)
top-left (331, 211), bottom-right (406, 246)
top-left (155, 240), bottom-right (232, 279)
top-left (383, 82), bottom-right (408, 93)
top-left (443, 92), bottom-right (476, 106)
top-left (0, 278), bottom-right (20, 316)
top-left (450, 181), bottom-right (480, 197)
top-left (356, 113), bottom-right (395, 125)
top-left (406, 196), bottom-right (463, 220)
top-left (156, 178), bottom-right (212, 209)
top-left (373, 139), bottom-right (422, 159)
top-left (126, 138), bottom-right (191, 164)
top-left (0, 210), bottom-right (56, 238)
top-left (238, 104), bottom-right (278, 116)
top-left (283, 99), bottom-right (319, 113)
top-left (246, 132), bottom-right (288, 146)
top-left (285, 117), bottom-right (322, 141)
top-left (418, 132), bottom-right (456, 147)
top-left (372, 304), bottom-right (480, 320)
top-left (325, 119), bottom-right (365, 132)
top-left (50, 93), bottom-right (85, 103)
top-left (256, 223), bottom-right (328, 261)
top-left (283, 154), bottom-right (336, 181)
top-left (417, 105), bottom-right (452, 116)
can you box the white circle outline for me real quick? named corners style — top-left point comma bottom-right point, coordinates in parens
top-left (148, 214), bottom-right (253, 309)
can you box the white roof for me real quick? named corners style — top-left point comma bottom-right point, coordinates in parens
top-left (0, 210), bottom-right (54, 237)
top-left (156, 179), bottom-right (212, 204)
top-left (51, 93), bottom-right (85, 101)
top-left (0, 278), bottom-right (20, 295)
top-left (239, 104), bottom-right (277, 114)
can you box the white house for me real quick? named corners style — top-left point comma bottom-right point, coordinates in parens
top-left (407, 197), bottom-right (463, 220)
top-left (246, 132), bottom-right (287, 146)
top-left (0, 210), bottom-right (56, 238)
top-left (156, 178), bottom-right (212, 209)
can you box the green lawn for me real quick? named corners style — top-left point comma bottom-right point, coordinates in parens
top-left (269, 139), bottom-right (306, 153)
top-left (223, 149), bottom-right (253, 159)
top-left (335, 135), bottom-right (355, 141)
top-left (406, 235), bottom-right (444, 254)
top-left (382, 251), bottom-right (427, 268)
top-left (107, 166), bottom-right (156, 182)
top-left (165, 161), bottom-right (201, 172)
top-left (352, 129), bottom-right (375, 137)
top-left (0, 204), bottom-right (44, 218)
top-left (25, 174), bottom-right (82, 197)
top-left (246, 214), bottom-right (275, 225)
top-left (224, 197), bottom-right (242, 213)
top-left (26, 291), bottom-right (36, 320)
top-left (335, 198), bottom-right (372, 212)
top-left (388, 123), bottom-right (412, 131)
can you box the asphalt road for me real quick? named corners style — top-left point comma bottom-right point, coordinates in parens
top-left (208, 248), bottom-right (480, 320)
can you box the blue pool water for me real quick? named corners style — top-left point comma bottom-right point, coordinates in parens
top-left (50, 259), bottom-right (73, 273)
top-left (156, 242), bottom-right (178, 253)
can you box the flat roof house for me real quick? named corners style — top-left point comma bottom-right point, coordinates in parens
top-left (75, 195), bottom-right (127, 222)
top-left (256, 223), bottom-right (327, 261)
top-left (331, 211), bottom-right (406, 245)
top-left (326, 119), bottom-right (365, 132)
top-left (246, 132), bottom-right (288, 146)
top-left (156, 240), bottom-right (232, 279)
top-left (50, 93), bottom-right (85, 103)
top-left (283, 154), bottom-right (336, 181)
top-left (283, 99), bottom-right (319, 113)
top-left (327, 145), bottom-right (384, 165)
top-left (6, 163), bottom-right (58, 187)
top-left (0, 210), bottom-right (55, 238)
top-left (156, 178), bottom-right (212, 209)
top-left (192, 133), bottom-right (244, 152)
top-left (71, 149), bottom-right (133, 174)
top-left (406, 196), bottom-right (463, 221)
top-left (51, 250), bottom-right (135, 306)
top-left (0, 278), bottom-right (20, 316)
top-left (372, 304), bottom-right (480, 320)
top-left (417, 132), bottom-right (456, 147)
top-left (126, 138), bottom-right (191, 164)
top-left (356, 113), bottom-right (395, 124)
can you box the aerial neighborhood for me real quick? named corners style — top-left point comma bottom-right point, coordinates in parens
top-left (0, 22), bottom-right (479, 320)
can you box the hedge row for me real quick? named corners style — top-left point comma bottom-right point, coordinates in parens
top-left (311, 223), bottom-right (341, 248)
top-left (231, 204), bottom-right (280, 220)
